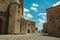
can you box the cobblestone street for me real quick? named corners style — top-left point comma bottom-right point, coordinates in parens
top-left (0, 34), bottom-right (60, 40)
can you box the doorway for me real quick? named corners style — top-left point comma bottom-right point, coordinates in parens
top-left (27, 29), bottom-right (30, 33)
top-left (0, 18), bottom-right (3, 34)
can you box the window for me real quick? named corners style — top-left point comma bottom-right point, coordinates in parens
top-left (18, 10), bottom-right (20, 13)
top-left (17, 20), bottom-right (19, 22)
top-left (25, 22), bottom-right (27, 26)
top-left (20, 0), bottom-right (21, 2)
top-left (18, 5), bottom-right (20, 13)
top-left (28, 23), bottom-right (30, 27)
top-left (22, 7), bottom-right (23, 15)
top-left (20, 18), bottom-right (23, 26)
top-left (20, 27), bottom-right (24, 33)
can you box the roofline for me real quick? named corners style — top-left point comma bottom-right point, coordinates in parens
top-left (23, 18), bottom-right (35, 23)
top-left (46, 5), bottom-right (60, 11)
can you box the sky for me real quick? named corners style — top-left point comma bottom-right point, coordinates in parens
top-left (24, 0), bottom-right (60, 30)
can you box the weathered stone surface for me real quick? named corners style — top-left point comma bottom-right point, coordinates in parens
top-left (0, 34), bottom-right (60, 40)
top-left (0, 0), bottom-right (36, 34)
top-left (43, 5), bottom-right (60, 36)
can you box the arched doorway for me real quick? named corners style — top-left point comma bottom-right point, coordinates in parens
top-left (27, 29), bottom-right (30, 33)
top-left (0, 18), bottom-right (3, 34)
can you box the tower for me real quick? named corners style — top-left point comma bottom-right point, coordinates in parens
top-left (0, 0), bottom-right (24, 34)
top-left (8, 0), bottom-right (21, 34)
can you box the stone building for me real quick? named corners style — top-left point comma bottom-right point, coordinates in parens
top-left (0, 0), bottom-right (36, 34)
top-left (43, 23), bottom-right (48, 33)
top-left (20, 18), bottom-right (36, 34)
top-left (43, 5), bottom-right (60, 36)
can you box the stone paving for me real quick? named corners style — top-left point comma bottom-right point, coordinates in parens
top-left (0, 34), bottom-right (60, 40)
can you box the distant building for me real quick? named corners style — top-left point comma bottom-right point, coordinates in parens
top-left (20, 18), bottom-right (36, 34)
top-left (43, 23), bottom-right (48, 33)
top-left (43, 5), bottom-right (60, 36)
top-left (0, 0), bottom-right (36, 34)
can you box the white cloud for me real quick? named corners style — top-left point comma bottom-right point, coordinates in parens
top-left (38, 13), bottom-right (47, 19)
top-left (27, 14), bottom-right (33, 18)
top-left (37, 13), bottom-right (47, 30)
top-left (42, 16), bottom-right (47, 19)
top-left (37, 19), bottom-right (47, 30)
top-left (24, 13), bottom-right (26, 15)
top-left (24, 8), bottom-right (30, 12)
top-left (24, 16), bottom-right (29, 20)
top-left (32, 3), bottom-right (39, 7)
top-left (24, 13), bottom-right (33, 20)
top-left (52, 1), bottom-right (60, 7)
top-left (38, 19), bottom-right (46, 23)
top-left (38, 13), bottom-right (46, 16)
top-left (30, 7), bottom-right (38, 12)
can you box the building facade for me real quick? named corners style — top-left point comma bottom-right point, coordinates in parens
top-left (0, 0), bottom-right (36, 34)
top-left (43, 23), bottom-right (48, 33)
top-left (43, 5), bottom-right (60, 36)
top-left (20, 18), bottom-right (36, 34)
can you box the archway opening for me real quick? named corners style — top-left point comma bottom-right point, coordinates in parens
top-left (28, 29), bottom-right (30, 33)
top-left (0, 18), bottom-right (3, 34)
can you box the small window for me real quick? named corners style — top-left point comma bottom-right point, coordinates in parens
top-left (17, 20), bottom-right (19, 22)
top-left (25, 22), bottom-right (27, 26)
top-left (28, 23), bottom-right (30, 27)
top-left (49, 17), bottom-right (54, 21)
top-left (18, 10), bottom-right (20, 13)
top-left (22, 7), bottom-right (23, 15)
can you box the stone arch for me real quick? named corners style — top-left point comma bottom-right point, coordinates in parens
top-left (0, 18), bottom-right (3, 34)
top-left (27, 29), bottom-right (30, 33)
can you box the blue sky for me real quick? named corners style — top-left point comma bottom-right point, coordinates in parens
top-left (24, 0), bottom-right (60, 30)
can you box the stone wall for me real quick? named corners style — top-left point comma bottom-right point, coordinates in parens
top-left (44, 5), bottom-right (60, 36)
